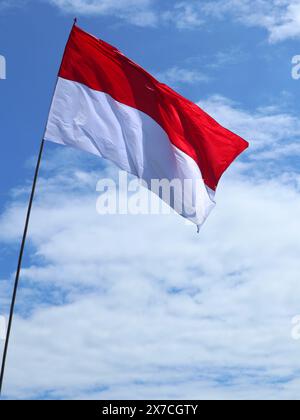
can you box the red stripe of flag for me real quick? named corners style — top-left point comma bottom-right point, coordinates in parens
top-left (59, 25), bottom-right (248, 191)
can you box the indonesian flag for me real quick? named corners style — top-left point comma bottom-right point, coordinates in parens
top-left (44, 24), bottom-right (248, 229)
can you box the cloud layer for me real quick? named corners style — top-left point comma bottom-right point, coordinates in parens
top-left (156, 67), bottom-right (210, 86)
top-left (199, 95), bottom-right (300, 164)
top-left (40, 0), bottom-right (300, 42)
top-left (47, 0), bottom-right (157, 26)
top-left (200, 0), bottom-right (300, 42)
top-left (2, 0), bottom-right (300, 42)
top-left (0, 95), bottom-right (300, 399)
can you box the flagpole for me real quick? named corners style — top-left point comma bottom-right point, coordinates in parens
top-left (0, 18), bottom-right (78, 397)
top-left (0, 139), bottom-right (45, 396)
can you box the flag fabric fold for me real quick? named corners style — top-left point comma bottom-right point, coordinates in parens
top-left (44, 24), bottom-right (248, 228)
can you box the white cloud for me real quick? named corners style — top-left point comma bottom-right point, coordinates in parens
top-left (199, 95), bottom-right (300, 159)
top-left (47, 0), bottom-right (157, 26)
top-left (175, 0), bottom-right (300, 42)
top-left (4, 0), bottom-right (300, 41)
top-left (1, 97), bottom-right (300, 399)
top-left (156, 66), bottom-right (210, 86)
top-left (162, 2), bottom-right (204, 29)
top-left (48, 0), bottom-right (149, 14)
top-left (1, 164), bottom-right (300, 399)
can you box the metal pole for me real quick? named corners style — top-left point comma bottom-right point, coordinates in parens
top-left (0, 139), bottom-right (45, 396)
top-left (0, 18), bottom-right (78, 396)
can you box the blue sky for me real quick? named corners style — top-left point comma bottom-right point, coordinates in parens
top-left (0, 0), bottom-right (300, 400)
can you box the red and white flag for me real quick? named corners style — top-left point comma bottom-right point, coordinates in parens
top-left (44, 25), bottom-right (248, 229)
